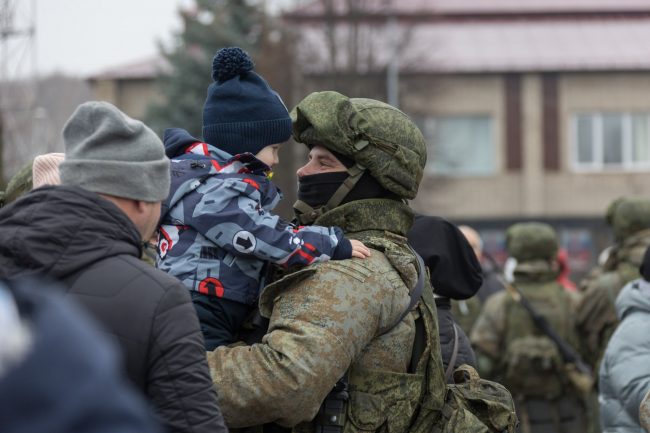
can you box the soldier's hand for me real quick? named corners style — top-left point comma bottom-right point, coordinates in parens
top-left (350, 240), bottom-right (371, 259)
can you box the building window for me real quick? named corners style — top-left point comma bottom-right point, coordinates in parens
top-left (572, 112), bottom-right (650, 171)
top-left (418, 115), bottom-right (495, 176)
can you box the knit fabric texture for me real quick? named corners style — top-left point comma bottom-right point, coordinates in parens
top-left (59, 101), bottom-right (170, 202)
top-left (202, 47), bottom-right (291, 156)
top-left (32, 153), bottom-right (64, 188)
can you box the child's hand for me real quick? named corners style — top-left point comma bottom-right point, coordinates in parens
top-left (350, 239), bottom-right (371, 259)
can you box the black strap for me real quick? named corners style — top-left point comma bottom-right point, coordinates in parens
top-left (444, 324), bottom-right (459, 381)
top-left (398, 250), bottom-right (426, 325)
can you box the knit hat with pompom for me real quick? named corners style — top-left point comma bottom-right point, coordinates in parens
top-left (202, 47), bottom-right (292, 156)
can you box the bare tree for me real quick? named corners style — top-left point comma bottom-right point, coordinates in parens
top-left (2, 74), bottom-right (91, 181)
top-left (284, 0), bottom-right (415, 104)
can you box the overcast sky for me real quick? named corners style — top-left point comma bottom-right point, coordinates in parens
top-left (4, 0), bottom-right (294, 79)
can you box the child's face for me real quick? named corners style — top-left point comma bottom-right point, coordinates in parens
top-left (256, 144), bottom-right (281, 168)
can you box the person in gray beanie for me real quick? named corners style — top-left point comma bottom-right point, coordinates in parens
top-left (59, 101), bottom-right (170, 202)
top-left (0, 101), bottom-right (228, 433)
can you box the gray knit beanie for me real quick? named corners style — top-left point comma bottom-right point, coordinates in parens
top-left (59, 101), bottom-right (170, 202)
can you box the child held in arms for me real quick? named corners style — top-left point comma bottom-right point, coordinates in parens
top-left (157, 47), bottom-right (370, 350)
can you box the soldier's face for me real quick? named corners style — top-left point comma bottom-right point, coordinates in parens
top-left (296, 146), bottom-right (347, 178)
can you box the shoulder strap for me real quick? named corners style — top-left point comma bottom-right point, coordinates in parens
top-left (444, 324), bottom-right (460, 381)
top-left (382, 249), bottom-right (426, 335)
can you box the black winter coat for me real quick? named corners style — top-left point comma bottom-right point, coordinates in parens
top-left (408, 215), bottom-right (481, 380)
top-left (0, 186), bottom-right (227, 433)
top-left (435, 297), bottom-right (477, 381)
top-left (1, 278), bottom-right (162, 433)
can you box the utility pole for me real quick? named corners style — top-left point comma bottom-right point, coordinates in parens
top-left (0, 0), bottom-right (36, 185)
top-left (385, 0), bottom-right (399, 108)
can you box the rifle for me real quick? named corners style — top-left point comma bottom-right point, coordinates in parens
top-left (498, 276), bottom-right (594, 393)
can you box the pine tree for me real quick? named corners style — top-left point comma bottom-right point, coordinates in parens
top-left (146, 0), bottom-right (268, 137)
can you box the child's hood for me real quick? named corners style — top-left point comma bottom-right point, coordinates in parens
top-left (163, 128), bottom-right (270, 174)
top-left (163, 128), bottom-right (199, 158)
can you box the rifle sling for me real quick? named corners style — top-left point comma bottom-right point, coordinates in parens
top-left (505, 283), bottom-right (587, 371)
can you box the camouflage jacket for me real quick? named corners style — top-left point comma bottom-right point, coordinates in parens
top-left (470, 268), bottom-right (586, 433)
top-left (576, 228), bottom-right (650, 368)
top-left (157, 128), bottom-right (348, 305)
top-left (470, 263), bottom-right (581, 383)
top-left (206, 199), bottom-right (445, 430)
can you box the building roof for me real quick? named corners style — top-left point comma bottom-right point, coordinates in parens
top-left (289, 0), bottom-right (650, 73)
top-left (410, 18), bottom-right (650, 73)
top-left (288, 0), bottom-right (650, 17)
top-left (88, 56), bottom-right (170, 81)
top-left (89, 1), bottom-right (650, 80)
top-left (428, 0), bottom-right (650, 14)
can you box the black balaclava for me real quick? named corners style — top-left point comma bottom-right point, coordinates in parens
top-left (296, 149), bottom-right (395, 213)
top-left (297, 171), bottom-right (394, 209)
top-left (407, 215), bottom-right (483, 300)
top-left (297, 172), bottom-right (349, 208)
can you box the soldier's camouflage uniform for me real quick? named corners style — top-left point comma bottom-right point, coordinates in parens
top-left (470, 222), bottom-right (587, 433)
top-left (577, 197), bottom-right (650, 370)
top-left (2, 161), bottom-right (33, 207)
top-left (206, 91), bottom-right (448, 431)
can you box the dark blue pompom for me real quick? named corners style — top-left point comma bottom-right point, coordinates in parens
top-left (212, 47), bottom-right (255, 82)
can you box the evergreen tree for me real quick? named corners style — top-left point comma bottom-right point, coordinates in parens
top-left (146, 0), bottom-right (268, 137)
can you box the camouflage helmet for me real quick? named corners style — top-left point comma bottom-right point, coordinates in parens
top-left (605, 197), bottom-right (626, 227)
top-left (3, 161), bottom-right (33, 206)
top-left (506, 222), bottom-right (559, 262)
top-left (291, 91), bottom-right (426, 199)
top-left (611, 197), bottom-right (650, 241)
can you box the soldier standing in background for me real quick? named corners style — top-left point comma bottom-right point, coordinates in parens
top-left (471, 222), bottom-right (587, 433)
top-left (577, 197), bottom-right (650, 371)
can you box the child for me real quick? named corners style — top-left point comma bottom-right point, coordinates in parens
top-left (157, 47), bottom-right (370, 350)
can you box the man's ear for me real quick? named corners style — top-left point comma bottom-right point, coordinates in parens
top-left (134, 200), bottom-right (148, 215)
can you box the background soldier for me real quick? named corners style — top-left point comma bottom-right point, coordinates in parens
top-left (471, 222), bottom-right (587, 433)
top-left (577, 197), bottom-right (650, 370)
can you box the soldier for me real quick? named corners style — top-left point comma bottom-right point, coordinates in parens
top-left (577, 197), bottom-right (650, 370)
top-left (471, 222), bottom-right (587, 433)
top-left (1, 160), bottom-right (32, 207)
top-left (0, 152), bottom-right (64, 209)
top-left (205, 91), bottom-right (448, 431)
